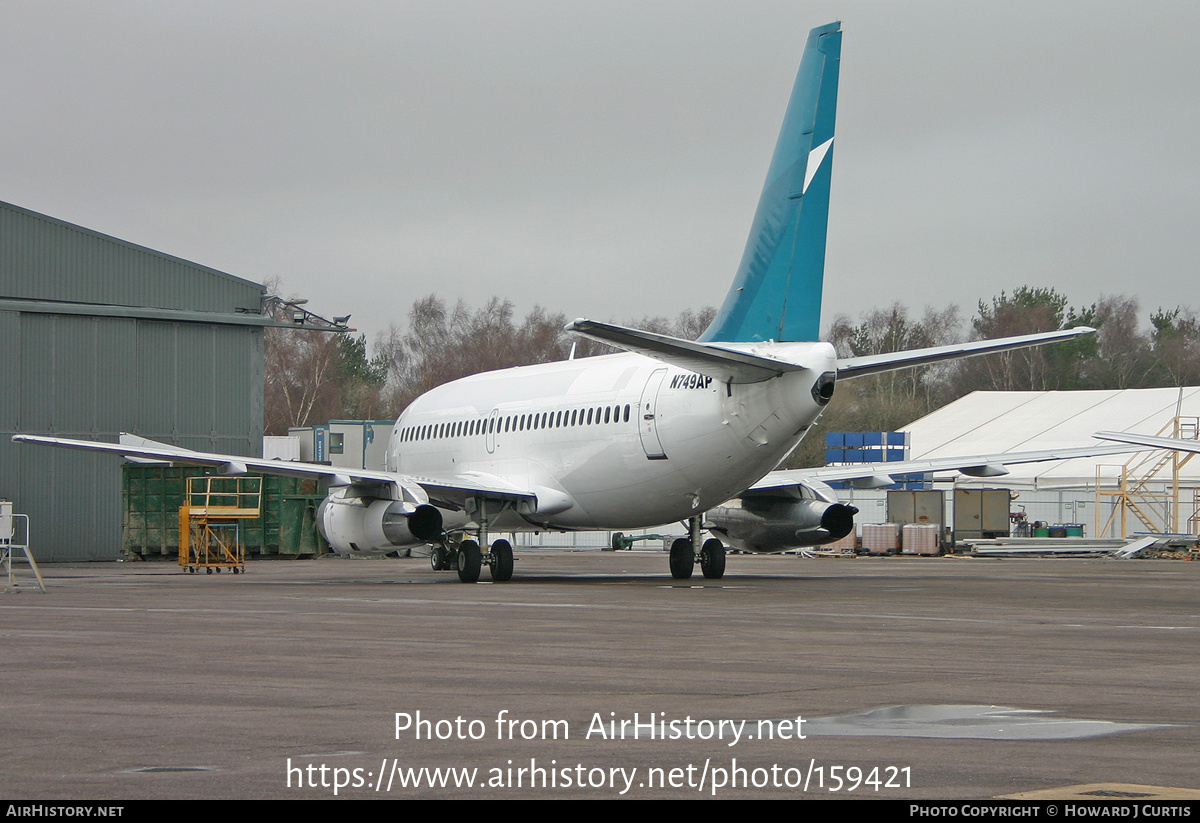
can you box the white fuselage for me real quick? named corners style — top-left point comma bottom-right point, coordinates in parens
top-left (385, 342), bottom-right (837, 532)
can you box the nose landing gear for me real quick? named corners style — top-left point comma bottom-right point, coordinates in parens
top-left (669, 516), bottom-right (725, 580)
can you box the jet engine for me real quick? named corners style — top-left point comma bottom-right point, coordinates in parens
top-left (706, 480), bottom-right (857, 553)
top-left (317, 487), bottom-right (444, 554)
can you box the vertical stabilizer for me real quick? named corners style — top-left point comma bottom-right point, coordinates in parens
top-left (699, 21), bottom-right (841, 343)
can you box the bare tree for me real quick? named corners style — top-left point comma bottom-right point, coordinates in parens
top-left (1088, 295), bottom-right (1154, 389)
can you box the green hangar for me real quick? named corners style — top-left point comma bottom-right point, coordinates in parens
top-left (1, 200), bottom-right (267, 561)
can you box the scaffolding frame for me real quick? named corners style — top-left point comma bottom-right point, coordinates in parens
top-left (1096, 416), bottom-right (1199, 538)
top-left (1, 506), bottom-right (45, 594)
top-left (178, 476), bottom-right (262, 574)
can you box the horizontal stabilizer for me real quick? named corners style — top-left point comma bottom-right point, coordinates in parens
top-left (566, 319), bottom-right (809, 384)
top-left (837, 327), bottom-right (1096, 380)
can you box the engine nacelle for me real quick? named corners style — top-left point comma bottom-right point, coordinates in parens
top-left (317, 488), bottom-right (444, 554)
top-left (706, 490), bottom-right (857, 554)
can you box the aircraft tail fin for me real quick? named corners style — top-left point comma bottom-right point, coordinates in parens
top-left (699, 21), bottom-right (841, 344)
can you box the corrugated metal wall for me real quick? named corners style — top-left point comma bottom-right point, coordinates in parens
top-left (1, 201), bottom-right (265, 561)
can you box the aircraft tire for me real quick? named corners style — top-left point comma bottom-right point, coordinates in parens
top-left (457, 540), bottom-right (482, 583)
top-left (490, 539), bottom-right (514, 582)
top-left (669, 537), bottom-right (694, 580)
top-left (700, 538), bottom-right (726, 579)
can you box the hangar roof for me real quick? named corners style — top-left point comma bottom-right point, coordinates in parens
top-left (904, 387), bottom-right (1200, 489)
top-left (1, 199), bottom-right (264, 317)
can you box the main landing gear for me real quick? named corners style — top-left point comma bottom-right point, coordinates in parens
top-left (450, 538), bottom-right (513, 583)
top-left (435, 498), bottom-right (517, 583)
top-left (669, 517), bottom-right (725, 580)
top-left (430, 536), bottom-right (515, 583)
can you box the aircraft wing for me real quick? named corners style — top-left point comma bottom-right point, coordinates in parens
top-left (1094, 431), bottom-right (1200, 454)
top-left (566, 319), bottom-right (809, 384)
top-left (403, 472), bottom-right (540, 512)
top-left (747, 442), bottom-right (1149, 493)
top-left (836, 327), bottom-right (1095, 379)
top-left (12, 434), bottom-right (540, 509)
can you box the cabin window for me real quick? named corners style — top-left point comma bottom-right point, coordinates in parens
top-left (604, 407), bottom-right (611, 424)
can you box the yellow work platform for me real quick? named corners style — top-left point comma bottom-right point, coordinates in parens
top-left (178, 476), bottom-right (262, 575)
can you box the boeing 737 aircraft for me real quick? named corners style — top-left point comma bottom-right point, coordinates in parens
top-left (15, 22), bottom-right (1108, 581)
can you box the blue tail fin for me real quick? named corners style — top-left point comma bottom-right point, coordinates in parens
top-left (698, 21), bottom-right (841, 344)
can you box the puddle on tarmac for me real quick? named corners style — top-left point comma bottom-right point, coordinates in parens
top-left (771, 704), bottom-right (1177, 741)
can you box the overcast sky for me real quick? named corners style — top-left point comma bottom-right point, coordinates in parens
top-left (3, 1), bottom-right (1198, 344)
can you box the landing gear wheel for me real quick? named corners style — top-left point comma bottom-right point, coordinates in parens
top-left (700, 538), bottom-right (726, 579)
top-left (490, 539), bottom-right (514, 582)
top-left (457, 540), bottom-right (482, 583)
top-left (430, 544), bottom-right (447, 571)
top-left (611, 532), bottom-right (624, 552)
top-left (669, 537), bottom-right (694, 580)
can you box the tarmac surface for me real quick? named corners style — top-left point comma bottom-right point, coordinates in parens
top-left (2, 550), bottom-right (1198, 799)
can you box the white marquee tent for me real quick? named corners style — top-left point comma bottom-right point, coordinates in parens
top-left (903, 387), bottom-right (1200, 490)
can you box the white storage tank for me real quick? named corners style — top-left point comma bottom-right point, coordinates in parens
top-left (861, 523), bottom-right (900, 554)
top-left (902, 523), bottom-right (941, 555)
